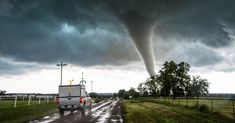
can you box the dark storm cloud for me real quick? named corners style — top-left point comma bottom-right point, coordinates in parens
top-left (172, 44), bottom-right (223, 67)
top-left (0, 0), bottom-right (139, 67)
top-left (0, 57), bottom-right (37, 75)
top-left (0, 0), bottom-right (235, 74)
top-left (154, 0), bottom-right (235, 48)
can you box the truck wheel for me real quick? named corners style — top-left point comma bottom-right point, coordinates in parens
top-left (59, 109), bottom-right (64, 115)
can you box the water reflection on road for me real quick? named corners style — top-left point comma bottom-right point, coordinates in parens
top-left (29, 98), bottom-right (123, 123)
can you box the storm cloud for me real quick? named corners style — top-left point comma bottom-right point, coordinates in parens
top-left (0, 0), bottom-right (235, 75)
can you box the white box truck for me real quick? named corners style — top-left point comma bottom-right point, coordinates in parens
top-left (56, 84), bottom-right (92, 116)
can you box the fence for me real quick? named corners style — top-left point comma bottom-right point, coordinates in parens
top-left (0, 95), bottom-right (57, 108)
top-left (152, 97), bottom-right (235, 118)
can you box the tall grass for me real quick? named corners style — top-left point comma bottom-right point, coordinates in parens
top-left (121, 99), bottom-right (235, 123)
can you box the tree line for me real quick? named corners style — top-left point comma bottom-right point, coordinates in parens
top-left (0, 90), bottom-right (7, 95)
top-left (118, 61), bottom-right (209, 99)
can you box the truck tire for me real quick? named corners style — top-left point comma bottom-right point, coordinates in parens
top-left (59, 109), bottom-right (64, 115)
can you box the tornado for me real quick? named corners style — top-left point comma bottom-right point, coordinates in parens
top-left (109, 0), bottom-right (178, 76)
top-left (116, 11), bottom-right (157, 76)
top-left (125, 21), bottom-right (156, 76)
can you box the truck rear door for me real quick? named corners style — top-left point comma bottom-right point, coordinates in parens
top-left (58, 85), bottom-right (81, 106)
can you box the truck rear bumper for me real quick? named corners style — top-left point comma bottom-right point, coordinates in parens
top-left (58, 105), bottom-right (82, 110)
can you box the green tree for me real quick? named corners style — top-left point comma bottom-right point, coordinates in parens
top-left (0, 90), bottom-right (6, 95)
top-left (190, 75), bottom-right (209, 98)
top-left (118, 89), bottom-right (126, 98)
top-left (127, 88), bottom-right (139, 98)
top-left (159, 61), bottom-right (191, 98)
top-left (137, 82), bottom-right (145, 96)
top-left (89, 92), bottom-right (98, 98)
top-left (144, 75), bottom-right (161, 98)
top-left (175, 62), bottom-right (191, 97)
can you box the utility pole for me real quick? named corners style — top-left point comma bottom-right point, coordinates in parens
top-left (90, 81), bottom-right (94, 93)
top-left (80, 72), bottom-right (86, 85)
top-left (57, 61), bottom-right (67, 85)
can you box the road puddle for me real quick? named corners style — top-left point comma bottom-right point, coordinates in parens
top-left (29, 98), bottom-right (123, 123)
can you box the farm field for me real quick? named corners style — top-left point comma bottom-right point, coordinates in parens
top-left (145, 97), bottom-right (235, 119)
top-left (0, 100), bottom-right (57, 123)
top-left (122, 99), bottom-right (235, 123)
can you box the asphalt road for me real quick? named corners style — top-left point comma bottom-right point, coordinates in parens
top-left (29, 98), bottom-right (123, 123)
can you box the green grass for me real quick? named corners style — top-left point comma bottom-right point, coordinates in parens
top-left (0, 100), bottom-right (57, 123)
top-left (147, 98), bottom-right (234, 119)
top-left (122, 99), bottom-right (235, 123)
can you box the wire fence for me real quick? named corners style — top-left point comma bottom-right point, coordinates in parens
top-left (151, 97), bottom-right (235, 118)
top-left (0, 95), bottom-right (57, 108)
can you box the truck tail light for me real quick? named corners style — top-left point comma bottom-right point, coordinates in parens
top-left (80, 97), bottom-right (83, 104)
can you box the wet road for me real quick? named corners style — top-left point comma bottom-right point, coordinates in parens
top-left (29, 98), bottom-right (123, 123)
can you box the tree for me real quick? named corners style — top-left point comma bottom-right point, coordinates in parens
top-left (175, 62), bottom-right (191, 97)
top-left (118, 89), bottom-right (126, 98)
top-left (0, 90), bottom-right (6, 95)
top-left (113, 93), bottom-right (118, 98)
top-left (190, 75), bottom-right (209, 98)
top-left (137, 82), bottom-right (145, 96)
top-left (89, 92), bottom-right (98, 98)
top-left (158, 61), bottom-right (191, 98)
top-left (144, 75), bottom-right (161, 98)
top-left (127, 88), bottom-right (139, 98)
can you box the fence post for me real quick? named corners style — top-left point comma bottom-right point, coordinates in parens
top-left (47, 96), bottom-right (49, 103)
top-left (186, 98), bottom-right (188, 107)
top-left (197, 97), bottom-right (199, 109)
top-left (233, 99), bottom-right (234, 115)
top-left (39, 97), bottom-right (41, 104)
top-left (54, 96), bottom-right (56, 102)
top-left (28, 96), bottom-right (31, 106)
top-left (14, 96), bottom-right (17, 108)
top-left (23, 96), bottom-right (24, 101)
top-left (211, 99), bottom-right (213, 111)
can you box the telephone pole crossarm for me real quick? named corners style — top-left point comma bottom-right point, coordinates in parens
top-left (57, 61), bottom-right (67, 85)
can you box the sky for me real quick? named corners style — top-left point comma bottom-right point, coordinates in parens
top-left (0, 0), bottom-right (235, 93)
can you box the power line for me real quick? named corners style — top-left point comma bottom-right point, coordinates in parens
top-left (57, 61), bottom-right (67, 85)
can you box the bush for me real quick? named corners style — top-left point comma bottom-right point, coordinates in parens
top-left (94, 98), bottom-right (102, 103)
top-left (198, 104), bottom-right (209, 113)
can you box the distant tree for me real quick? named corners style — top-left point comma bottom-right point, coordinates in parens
top-left (127, 88), bottom-right (139, 98)
top-left (0, 90), bottom-right (6, 95)
top-left (190, 75), bottom-right (209, 98)
top-left (144, 75), bottom-right (161, 98)
top-left (89, 92), bottom-right (98, 98)
top-left (113, 93), bottom-right (118, 98)
top-left (118, 89), bottom-right (126, 98)
top-left (137, 82), bottom-right (145, 96)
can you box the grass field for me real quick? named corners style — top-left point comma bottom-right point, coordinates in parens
top-left (146, 97), bottom-right (235, 119)
top-left (122, 99), bottom-right (235, 123)
top-left (0, 100), bottom-right (57, 123)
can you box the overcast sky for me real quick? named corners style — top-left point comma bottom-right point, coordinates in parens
top-left (0, 0), bottom-right (235, 93)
